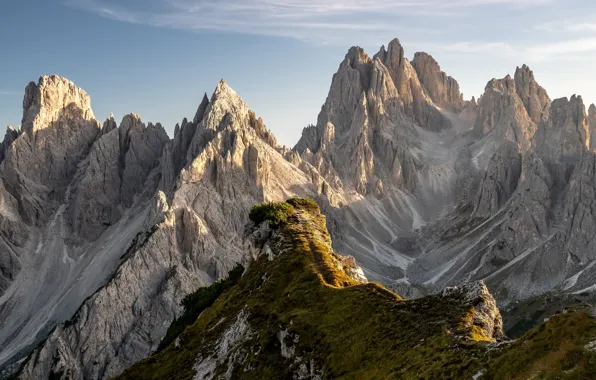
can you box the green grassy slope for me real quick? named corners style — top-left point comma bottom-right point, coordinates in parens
top-left (115, 199), bottom-right (596, 380)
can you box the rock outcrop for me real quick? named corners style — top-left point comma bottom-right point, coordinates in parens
top-left (473, 75), bottom-right (537, 151)
top-left (0, 126), bottom-right (18, 163)
top-left (514, 64), bottom-right (551, 124)
top-left (3, 75), bottom-right (101, 226)
top-left (412, 52), bottom-right (464, 110)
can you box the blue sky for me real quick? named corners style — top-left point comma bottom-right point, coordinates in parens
top-left (2, 1), bottom-right (596, 146)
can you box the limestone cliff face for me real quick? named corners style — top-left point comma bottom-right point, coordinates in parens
top-left (373, 39), bottom-right (452, 132)
top-left (474, 75), bottom-right (537, 151)
top-left (4, 75), bottom-right (101, 226)
top-left (296, 38), bottom-right (460, 197)
top-left (427, 91), bottom-right (596, 302)
top-left (589, 104), bottom-right (596, 151)
top-left (14, 79), bottom-right (333, 380)
top-left (514, 64), bottom-right (551, 124)
top-left (65, 113), bottom-right (169, 242)
top-left (412, 52), bottom-right (464, 110)
top-left (0, 126), bottom-right (18, 163)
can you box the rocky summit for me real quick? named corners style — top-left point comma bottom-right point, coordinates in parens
top-left (1, 37), bottom-right (596, 379)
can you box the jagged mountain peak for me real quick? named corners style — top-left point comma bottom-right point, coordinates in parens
top-left (0, 125), bottom-right (19, 163)
top-left (101, 114), bottom-right (117, 135)
top-left (538, 94), bottom-right (589, 158)
top-left (213, 78), bottom-right (238, 98)
top-left (473, 69), bottom-right (547, 150)
top-left (514, 63), bottom-right (534, 78)
top-left (411, 50), bottom-right (464, 110)
top-left (120, 112), bottom-right (143, 127)
top-left (549, 94), bottom-right (585, 118)
top-left (344, 45), bottom-right (371, 64)
top-left (374, 38), bottom-right (404, 63)
top-left (193, 93), bottom-right (210, 124)
top-left (22, 74), bottom-right (97, 135)
top-left (514, 63), bottom-right (551, 123)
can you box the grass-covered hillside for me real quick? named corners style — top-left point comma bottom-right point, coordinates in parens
top-left (115, 199), bottom-right (596, 380)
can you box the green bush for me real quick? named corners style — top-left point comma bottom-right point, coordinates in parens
top-left (157, 264), bottom-right (245, 351)
top-left (286, 198), bottom-right (319, 212)
top-left (249, 202), bottom-right (295, 228)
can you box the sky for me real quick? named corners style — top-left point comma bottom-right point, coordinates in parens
top-left (2, 1), bottom-right (596, 146)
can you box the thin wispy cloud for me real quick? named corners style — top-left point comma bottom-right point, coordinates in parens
top-left (63, 0), bottom-right (596, 63)
top-left (428, 37), bottom-right (596, 62)
top-left (0, 90), bottom-right (20, 96)
top-left (527, 37), bottom-right (596, 56)
top-left (536, 19), bottom-right (596, 33)
top-left (63, 0), bottom-right (553, 44)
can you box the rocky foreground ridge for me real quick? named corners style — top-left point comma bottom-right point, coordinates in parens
top-left (115, 199), bottom-right (596, 379)
top-left (2, 37), bottom-right (596, 378)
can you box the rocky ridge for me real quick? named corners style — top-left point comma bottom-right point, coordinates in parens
top-left (115, 200), bottom-right (509, 379)
top-left (115, 200), bottom-right (596, 380)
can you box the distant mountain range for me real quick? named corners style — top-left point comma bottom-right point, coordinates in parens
top-left (2, 38), bottom-right (596, 379)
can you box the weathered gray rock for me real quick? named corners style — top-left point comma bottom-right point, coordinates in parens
top-left (412, 52), bottom-right (464, 110)
top-left (473, 142), bottom-right (522, 218)
top-left (534, 95), bottom-right (588, 172)
top-left (118, 115), bottom-right (169, 207)
top-left (514, 65), bottom-right (551, 124)
top-left (474, 75), bottom-right (537, 151)
top-left (440, 281), bottom-right (505, 341)
top-left (16, 79), bottom-right (326, 380)
top-left (3, 75), bottom-right (101, 226)
top-left (297, 39), bottom-right (453, 199)
top-left (67, 127), bottom-right (122, 241)
top-left (374, 39), bottom-right (452, 131)
top-left (0, 126), bottom-right (18, 163)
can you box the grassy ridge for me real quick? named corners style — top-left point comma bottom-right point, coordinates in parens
top-left (115, 199), bottom-right (596, 380)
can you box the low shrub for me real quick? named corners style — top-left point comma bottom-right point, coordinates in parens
top-left (286, 198), bottom-right (319, 212)
top-left (157, 264), bottom-right (245, 351)
top-left (249, 202), bottom-right (295, 228)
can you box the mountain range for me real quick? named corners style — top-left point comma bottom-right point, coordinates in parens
top-left (1, 38), bottom-right (596, 379)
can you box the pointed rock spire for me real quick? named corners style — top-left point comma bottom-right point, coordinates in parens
top-left (535, 95), bottom-right (588, 165)
top-left (373, 38), bottom-right (405, 87)
top-left (474, 75), bottom-right (537, 151)
top-left (193, 93), bottom-right (210, 124)
top-left (372, 38), bottom-right (451, 131)
top-left (101, 114), bottom-right (117, 135)
top-left (0, 125), bottom-right (19, 163)
top-left (514, 64), bottom-right (550, 124)
top-left (411, 52), bottom-right (464, 110)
